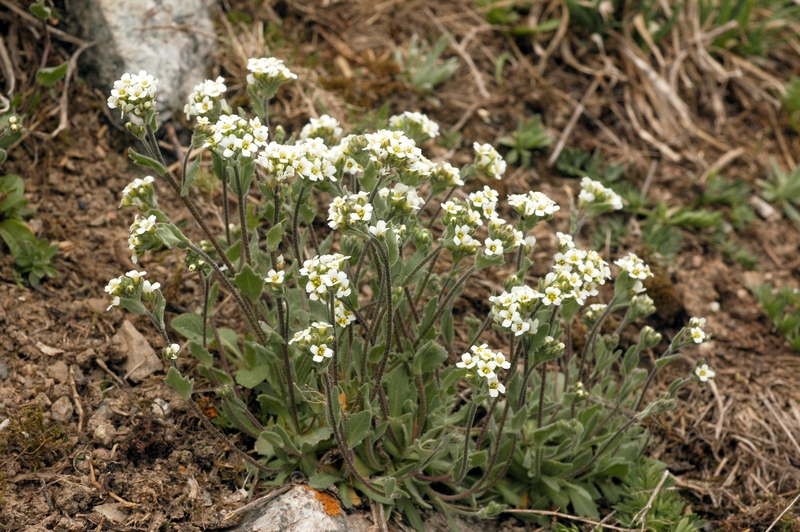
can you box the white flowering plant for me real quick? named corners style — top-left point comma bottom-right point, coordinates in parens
top-left (106, 59), bottom-right (711, 528)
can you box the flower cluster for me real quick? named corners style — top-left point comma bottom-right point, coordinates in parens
top-left (688, 317), bottom-right (708, 344)
top-left (328, 191), bottom-right (373, 230)
top-left (489, 286), bottom-right (540, 336)
top-left (184, 76), bottom-right (227, 120)
top-left (486, 218), bottom-right (524, 253)
top-left (119, 175), bottom-right (156, 210)
top-left (299, 114), bottom-right (343, 144)
top-left (363, 129), bottom-right (429, 177)
top-left (389, 111), bottom-right (440, 142)
top-left (429, 161), bottom-right (464, 191)
top-left (289, 321), bottom-right (335, 362)
top-left (615, 252), bottom-right (654, 294)
top-left (457, 344), bottom-right (510, 397)
top-left (256, 139), bottom-right (336, 183)
top-left (508, 191), bottom-right (560, 221)
top-left (578, 177), bottom-right (623, 212)
top-left (246, 57), bottom-right (297, 87)
top-left (333, 299), bottom-right (356, 328)
top-left (473, 142), bottom-right (507, 180)
top-left (104, 270), bottom-right (160, 311)
top-left (468, 186), bottom-right (501, 221)
top-left (107, 70), bottom-right (158, 119)
top-left (298, 253), bottom-right (352, 302)
top-left (203, 114), bottom-right (269, 159)
top-left (128, 214), bottom-right (158, 264)
top-left (378, 182), bottom-right (425, 214)
top-left (538, 240), bottom-right (611, 306)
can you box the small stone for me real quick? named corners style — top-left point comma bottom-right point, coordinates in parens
top-left (0, 362), bottom-right (8, 380)
top-left (51, 396), bottom-right (74, 423)
top-left (94, 503), bottom-right (128, 524)
top-left (93, 423), bottom-right (116, 447)
top-left (111, 320), bottom-right (162, 383)
top-left (48, 361), bottom-right (70, 383)
top-left (71, 365), bottom-right (87, 386)
top-left (150, 398), bottom-right (170, 418)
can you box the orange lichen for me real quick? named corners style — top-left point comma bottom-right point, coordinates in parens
top-left (303, 485), bottom-right (342, 516)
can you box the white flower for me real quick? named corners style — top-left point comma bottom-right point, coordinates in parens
top-left (105, 277), bottom-right (123, 295)
top-left (310, 343), bottom-right (333, 362)
top-left (476, 359), bottom-right (497, 380)
top-left (265, 269), bottom-right (285, 287)
top-left (142, 280), bottom-right (161, 293)
top-left (368, 220), bottom-right (388, 239)
top-left (578, 177), bottom-right (623, 211)
top-left (106, 296), bottom-right (121, 311)
top-left (487, 378), bottom-right (506, 397)
top-left (246, 57), bottom-right (297, 85)
top-left (163, 343), bottom-right (180, 360)
top-left (690, 327), bottom-right (706, 344)
top-left (125, 270), bottom-right (146, 284)
top-left (695, 364), bottom-right (715, 382)
top-left (542, 285), bottom-right (563, 306)
top-left (484, 238), bottom-right (504, 256)
top-left (457, 352), bottom-right (477, 369)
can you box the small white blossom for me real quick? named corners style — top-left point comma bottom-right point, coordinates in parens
top-left (163, 343), bottom-right (180, 360)
top-left (695, 363), bottom-right (715, 382)
top-left (265, 269), bottom-right (285, 287)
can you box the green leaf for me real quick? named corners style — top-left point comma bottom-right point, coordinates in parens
top-left (0, 219), bottom-right (35, 258)
top-left (266, 222), bottom-right (283, 252)
top-left (29, 2), bottom-right (51, 19)
top-left (234, 264), bottom-right (264, 304)
top-left (154, 224), bottom-right (187, 249)
top-left (475, 251), bottom-right (504, 270)
top-left (152, 290), bottom-right (166, 329)
top-left (129, 147), bottom-right (167, 176)
top-left (655, 352), bottom-right (682, 371)
top-left (383, 477), bottom-right (397, 499)
top-left (360, 160), bottom-right (378, 192)
top-left (0, 148), bottom-right (6, 166)
top-left (441, 304), bottom-right (454, 345)
top-left (189, 340), bottom-right (213, 367)
top-left (344, 410), bottom-right (372, 449)
top-left (36, 62), bottom-right (68, 87)
top-left (469, 450), bottom-right (488, 468)
top-left (171, 313), bottom-right (208, 342)
top-left (235, 364), bottom-right (270, 389)
top-left (309, 472), bottom-right (341, 490)
top-left (564, 483), bottom-right (599, 517)
top-left (181, 152), bottom-right (202, 196)
top-left (368, 343), bottom-right (385, 364)
top-left (164, 366), bottom-right (194, 401)
top-left (119, 297), bottom-right (148, 315)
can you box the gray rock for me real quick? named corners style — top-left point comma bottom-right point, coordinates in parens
top-left (47, 361), bottom-right (70, 384)
top-left (0, 362), bottom-right (8, 380)
top-left (93, 423), bottom-right (116, 447)
top-left (50, 396), bottom-right (74, 423)
top-left (94, 503), bottom-right (128, 524)
top-left (68, 0), bottom-right (216, 123)
top-left (111, 320), bottom-right (162, 383)
top-left (223, 486), bottom-right (371, 532)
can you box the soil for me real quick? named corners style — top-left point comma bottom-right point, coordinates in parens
top-left (2, 0), bottom-right (800, 530)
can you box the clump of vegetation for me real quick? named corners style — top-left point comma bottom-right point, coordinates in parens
top-left (499, 114), bottom-right (553, 168)
top-left (759, 159), bottom-right (800, 223)
top-left (103, 58), bottom-right (711, 529)
top-left (0, 406), bottom-right (71, 472)
top-left (393, 34), bottom-right (459, 93)
top-left (754, 284), bottom-right (800, 351)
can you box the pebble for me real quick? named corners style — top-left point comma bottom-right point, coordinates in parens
top-left (93, 423), bottom-right (116, 447)
top-left (50, 396), bottom-right (74, 423)
top-left (0, 362), bottom-right (7, 380)
top-left (112, 320), bottom-right (163, 383)
top-left (48, 360), bottom-right (70, 383)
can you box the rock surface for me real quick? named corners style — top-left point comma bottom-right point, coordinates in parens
top-left (68, 0), bottom-right (216, 122)
top-left (223, 486), bottom-right (371, 532)
top-left (111, 320), bottom-right (162, 383)
top-left (50, 396), bottom-right (74, 423)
